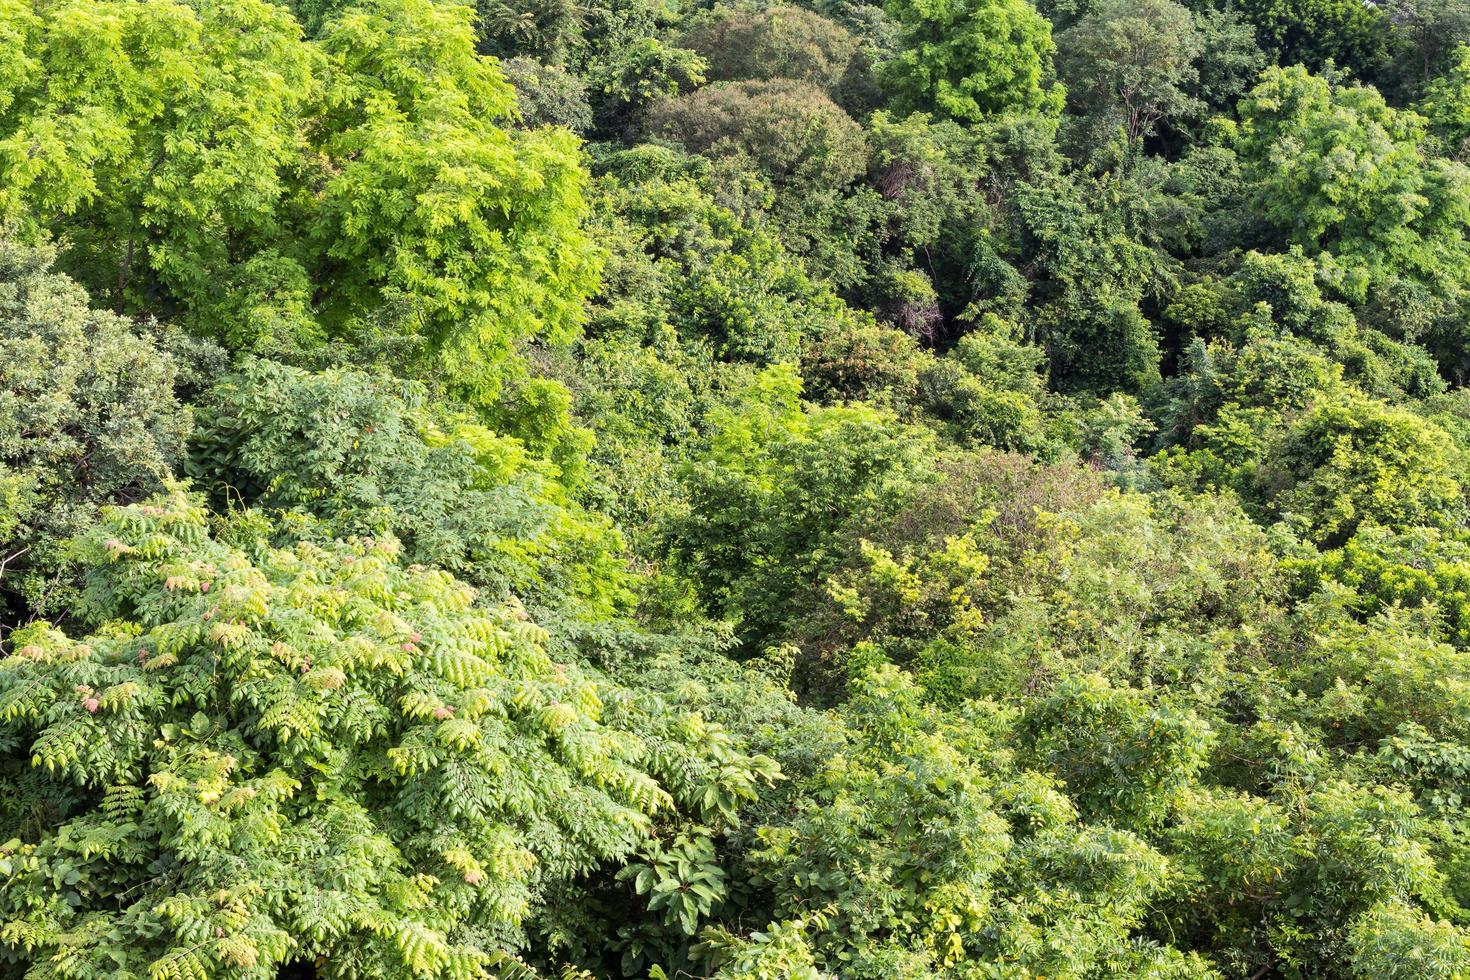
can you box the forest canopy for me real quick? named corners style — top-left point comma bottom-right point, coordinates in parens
top-left (4, 0), bottom-right (1470, 977)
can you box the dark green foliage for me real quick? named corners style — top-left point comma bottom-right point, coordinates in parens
top-left (1013, 170), bottom-right (1172, 393)
top-left (646, 79), bottom-right (867, 190)
top-left (681, 6), bottom-right (863, 96)
top-left (858, 111), bottom-right (1040, 331)
top-left (641, 81), bottom-right (879, 287)
top-left (1419, 45), bottom-right (1470, 156)
top-left (1057, 0), bottom-right (1203, 144)
top-left (1165, 248), bottom-right (1447, 401)
top-left (1188, 6), bottom-right (1268, 115)
top-left (666, 365), bottom-right (936, 647)
top-left (1237, 0), bottom-right (1394, 75)
top-left (914, 319), bottom-right (1056, 451)
top-left (1022, 673), bottom-right (1213, 828)
top-left (189, 358), bottom-right (629, 622)
top-left (0, 243), bottom-right (196, 618)
top-left (1154, 324), bottom-right (1466, 545)
top-left (502, 57), bottom-right (594, 131)
top-left (477, 0), bottom-right (588, 62)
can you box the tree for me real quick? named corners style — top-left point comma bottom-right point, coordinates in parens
top-left (0, 490), bottom-right (774, 977)
top-left (666, 365), bottom-right (935, 647)
top-left (858, 111), bottom-right (1031, 333)
top-left (1189, 6), bottom-right (1268, 116)
top-left (1263, 395), bottom-right (1465, 543)
top-left (0, 0), bottom-right (602, 406)
top-left (1022, 673), bottom-right (1213, 829)
top-left (0, 242), bottom-right (198, 618)
top-left (1163, 249), bottom-right (1446, 401)
top-left (915, 319), bottom-right (1056, 452)
top-left (1012, 171), bottom-right (1173, 394)
top-left (880, 0), bottom-right (1064, 122)
top-left (308, 0), bottom-right (600, 404)
top-left (189, 358), bottom-right (628, 622)
top-left (744, 665), bottom-right (1205, 977)
top-left (476, 0), bottom-right (588, 63)
top-left (681, 6), bottom-right (863, 96)
top-left (1418, 45), bottom-right (1470, 157)
top-left (0, 0), bottom-right (321, 349)
top-left (1382, 0), bottom-right (1470, 86)
top-left (501, 56), bottom-right (594, 131)
top-left (1237, 0), bottom-right (1394, 77)
top-left (646, 80), bottom-right (868, 190)
top-left (1349, 901), bottom-right (1470, 978)
top-left (1057, 0), bottom-right (1203, 144)
top-left (574, 0), bottom-right (707, 135)
top-left (1228, 67), bottom-right (1470, 313)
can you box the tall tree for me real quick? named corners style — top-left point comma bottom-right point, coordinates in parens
top-left (1229, 67), bottom-right (1470, 315)
top-left (1057, 0), bottom-right (1203, 144)
top-left (880, 0), bottom-right (1064, 122)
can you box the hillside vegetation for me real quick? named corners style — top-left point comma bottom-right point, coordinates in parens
top-left (3, 0), bottom-right (1470, 976)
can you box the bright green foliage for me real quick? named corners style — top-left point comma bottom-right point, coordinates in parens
top-left (880, 0), bottom-right (1064, 122)
top-left (0, 0), bottom-right (321, 348)
top-left (765, 462), bottom-right (1470, 975)
top-left (0, 243), bottom-right (195, 617)
top-left (1152, 318), bottom-right (1464, 546)
top-left (189, 358), bottom-right (628, 621)
top-left (308, 0), bottom-right (600, 402)
top-left (1290, 526), bottom-right (1470, 648)
top-left (1262, 395), bottom-right (1465, 544)
top-left (667, 365), bottom-right (936, 646)
top-left (1228, 66), bottom-right (1470, 313)
top-left (588, 146), bottom-right (862, 362)
top-left (915, 320), bottom-right (1055, 452)
top-left (1348, 900), bottom-right (1470, 978)
top-left (0, 0), bottom-right (600, 401)
top-left (746, 666), bottom-right (1206, 978)
top-left (0, 490), bottom-right (771, 977)
top-left (793, 452), bottom-right (1106, 674)
top-left (1153, 331), bottom-right (1345, 495)
top-left (564, 0), bottom-right (711, 132)
top-left (696, 918), bottom-right (828, 979)
top-left (618, 832), bottom-right (727, 939)
top-left (749, 668), bottom-right (1014, 975)
top-left (805, 312), bottom-right (1057, 453)
top-left (584, 38), bottom-right (707, 136)
top-left (561, 147), bottom-right (878, 528)
top-left (1281, 606), bottom-right (1470, 761)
